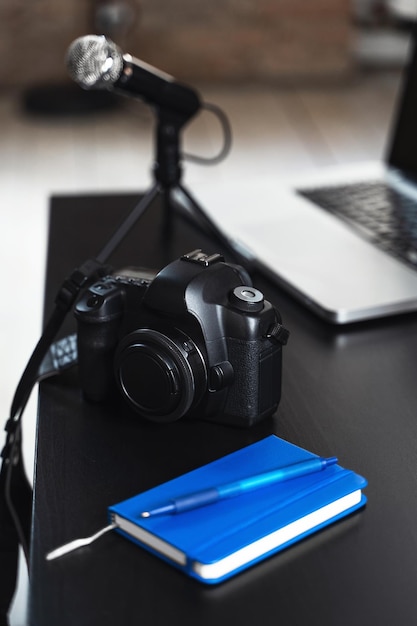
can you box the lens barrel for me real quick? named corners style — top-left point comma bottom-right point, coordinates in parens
top-left (114, 329), bottom-right (207, 422)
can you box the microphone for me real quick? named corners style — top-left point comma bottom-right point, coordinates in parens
top-left (66, 34), bottom-right (201, 121)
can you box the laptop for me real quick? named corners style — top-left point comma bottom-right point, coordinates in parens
top-left (194, 28), bottom-right (417, 324)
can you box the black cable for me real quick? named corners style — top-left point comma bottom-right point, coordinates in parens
top-left (183, 102), bottom-right (233, 166)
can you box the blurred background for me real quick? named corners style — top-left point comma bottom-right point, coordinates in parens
top-left (0, 0), bottom-right (414, 86)
top-left (1, 1), bottom-right (415, 624)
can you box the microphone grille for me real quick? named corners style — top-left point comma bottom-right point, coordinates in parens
top-left (66, 35), bottom-right (124, 89)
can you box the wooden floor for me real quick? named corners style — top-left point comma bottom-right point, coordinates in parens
top-left (0, 69), bottom-right (402, 623)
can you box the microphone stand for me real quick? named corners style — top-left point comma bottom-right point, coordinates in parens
top-left (94, 104), bottom-right (248, 267)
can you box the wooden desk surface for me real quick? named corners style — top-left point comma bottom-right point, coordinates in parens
top-left (29, 192), bottom-right (417, 626)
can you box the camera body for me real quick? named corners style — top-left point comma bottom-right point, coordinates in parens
top-left (74, 250), bottom-right (288, 427)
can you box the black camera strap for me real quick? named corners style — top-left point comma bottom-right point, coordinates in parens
top-left (0, 258), bottom-right (109, 623)
top-left (0, 169), bottom-right (275, 622)
top-left (0, 188), bottom-right (168, 623)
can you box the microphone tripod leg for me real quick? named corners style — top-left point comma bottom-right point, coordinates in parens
top-left (173, 184), bottom-right (253, 270)
top-left (96, 183), bottom-right (161, 264)
top-left (160, 187), bottom-right (176, 265)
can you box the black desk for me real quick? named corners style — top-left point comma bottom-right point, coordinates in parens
top-left (29, 192), bottom-right (417, 626)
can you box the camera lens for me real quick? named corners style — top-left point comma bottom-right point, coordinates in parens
top-left (114, 329), bottom-right (207, 422)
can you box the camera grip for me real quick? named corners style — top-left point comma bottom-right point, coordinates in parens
top-left (224, 337), bottom-right (282, 426)
top-left (76, 318), bottom-right (121, 402)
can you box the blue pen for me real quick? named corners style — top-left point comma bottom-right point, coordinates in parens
top-left (140, 456), bottom-right (338, 518)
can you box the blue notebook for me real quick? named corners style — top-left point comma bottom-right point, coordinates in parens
top-left (108, 435), bottom-right (367, 584)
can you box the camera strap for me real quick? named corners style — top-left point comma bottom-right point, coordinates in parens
top-left (0, 257), bottom-right (110, 622)
top-left (0, 185), bottom-right (194, 623)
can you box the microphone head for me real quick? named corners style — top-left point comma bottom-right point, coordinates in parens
top-left (66, 35), bottom-right (124, 89)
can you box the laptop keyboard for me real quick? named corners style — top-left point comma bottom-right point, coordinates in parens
top-left (298, 181), bottom-right (417, 269)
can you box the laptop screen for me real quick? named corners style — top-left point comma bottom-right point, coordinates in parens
top-left (388, 23), bottom-right (417, 176)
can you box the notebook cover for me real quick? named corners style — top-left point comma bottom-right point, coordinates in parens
top-left (108, 435), bottom-right (367, 583)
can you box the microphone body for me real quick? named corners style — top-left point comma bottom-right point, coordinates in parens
top-left (66, 35), bottom-right (201, 121)
top-left (118, 54), bottom-right (201, 120)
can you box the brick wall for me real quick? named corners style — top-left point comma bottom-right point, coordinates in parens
top-left (138, 0), bottom-right (353, 81)
top-left (0, 0), bottom-right (353, 89)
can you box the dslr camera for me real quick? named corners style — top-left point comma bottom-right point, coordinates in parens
top-left (74, 250), bottom-right (288, 427)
